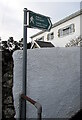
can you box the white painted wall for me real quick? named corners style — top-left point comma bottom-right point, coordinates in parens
top-left (13, 48), bottom-right (80, 119)
top-left (31, 15), bottom-right (80, 47)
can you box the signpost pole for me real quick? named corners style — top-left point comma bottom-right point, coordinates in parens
top-left (20, 8), bottom-right (52, 119)
top-left (21, 8), bottom-right (27, 119)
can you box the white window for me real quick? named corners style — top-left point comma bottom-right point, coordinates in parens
top-left (58, 24), bottom-right (75, 37)
top-left (47, 32), bottom-right (54, 40)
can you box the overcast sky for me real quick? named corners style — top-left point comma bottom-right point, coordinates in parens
top-left (0, 0), bottom-right (81, 42)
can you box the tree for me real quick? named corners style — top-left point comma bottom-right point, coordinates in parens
top-left (1, 37), bottom-right (31, 51)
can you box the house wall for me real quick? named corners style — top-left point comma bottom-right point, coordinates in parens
top-left (31, 15), bottom-right (80, 47)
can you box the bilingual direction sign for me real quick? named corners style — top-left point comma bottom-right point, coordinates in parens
top-left (29, 11), bottom-right (52, 31)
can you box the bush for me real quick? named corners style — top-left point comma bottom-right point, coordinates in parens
top-left (65, 35), bottom-right (82, 47)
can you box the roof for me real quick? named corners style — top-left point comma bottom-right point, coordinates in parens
top-left (30, 9), bottom-right (82, 39)
top-left (35, 41), bottom-right (55, 48)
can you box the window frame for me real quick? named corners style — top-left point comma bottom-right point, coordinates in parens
top-left (47, 32), bottom-right (54, 41)
top-left (58, 24), bottom-right (75, 37)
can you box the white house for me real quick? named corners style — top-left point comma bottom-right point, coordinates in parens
top-left (30, 10), bottom-right (82, 47)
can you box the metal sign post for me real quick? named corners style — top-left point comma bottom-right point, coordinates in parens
top-left (21, 8), bottom-right (27, 119)
top-left (20, 8), bottom-right (52, 119)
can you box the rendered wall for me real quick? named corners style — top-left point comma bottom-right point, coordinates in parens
top-left (13, 48), bottom-right (80, 119)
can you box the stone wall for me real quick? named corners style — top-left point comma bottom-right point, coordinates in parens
top-left (2, 49), bottom-right (15, 119)
top-left (0, 51), bottom-right (2, 119)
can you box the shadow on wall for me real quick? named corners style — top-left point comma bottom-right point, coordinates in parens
top-left (69, 109), bottom-right (82, 120)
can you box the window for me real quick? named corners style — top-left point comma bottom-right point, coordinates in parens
top-left (47, 32), bottom-right (54, 40)
top-left (36, 36), bottom-right (44, 41)
top-left (58, 24), bottom-right (75, 37)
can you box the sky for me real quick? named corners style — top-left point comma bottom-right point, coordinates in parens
top-left (0, 0), bottom-right (81, 42)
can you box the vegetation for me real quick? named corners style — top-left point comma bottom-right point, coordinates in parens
top-left (65, 35), bottom-right (82, 47)
top-left (1, 37), bottom-right (31, 119)
top-left (1, 37), bottom-right (31, 51)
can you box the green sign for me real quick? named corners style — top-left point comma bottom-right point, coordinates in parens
top-left (29, 11), bottom-right (52, 31)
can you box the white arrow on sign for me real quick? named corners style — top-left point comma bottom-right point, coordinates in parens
top-left (47, 18), bottom-right (52, 31)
